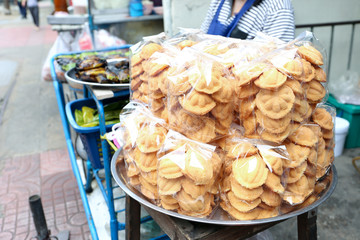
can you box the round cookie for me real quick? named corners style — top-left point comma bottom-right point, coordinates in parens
top-left (260, 187), bottom-right (282, 207)
top-left (158, 176), bottom-right (182, 195)
top-left (179, 90), bottom-right (216, 115)
top-left (264, 172), bottom-right (285, 194)
top-left (230, 176), bottom-right (264, 201)
top-left (158, 157), bottom-right (184, 179)
top-left (255, 85), bottom-right (295, 119)
top-left (254, 68), bottom-right (287, 90)
top-left (182, 177), bottom-right (207, 199)
top-left (227, 191), bottom-right (261, 212)
top-left (184, 148), bottom-right (213, 185)
top-left (297, 45), bottom-right (324, 66)
top-left (311, 108), bottom-right (334, 130)
top-left (288, 125), bottom-right (318, 147)
top-left (232, 155), bottom-right (269, 189)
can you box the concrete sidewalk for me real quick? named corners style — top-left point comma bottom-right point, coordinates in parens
top-left (0, 2), bottom-right (90, 239)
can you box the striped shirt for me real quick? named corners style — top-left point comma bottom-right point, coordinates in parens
top-left (201, 0), bottom-right (295, 42)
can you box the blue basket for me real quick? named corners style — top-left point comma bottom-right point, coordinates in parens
top-left (66, 97), bottom-right (127, 169)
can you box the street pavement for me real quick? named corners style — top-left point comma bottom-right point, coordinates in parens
top-left (0, 2), bottom-right (90, 239)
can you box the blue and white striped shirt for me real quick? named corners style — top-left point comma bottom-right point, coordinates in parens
top-left (201, 0), bottom-right (295, 42)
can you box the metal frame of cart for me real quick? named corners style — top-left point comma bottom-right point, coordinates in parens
top-left (50, 46), bottom-right (167, 240)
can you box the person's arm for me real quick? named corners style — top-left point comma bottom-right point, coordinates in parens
top-left (263, 8), bottom-right (295, 42)
top-left (22, 0), bottom-right (27, 7)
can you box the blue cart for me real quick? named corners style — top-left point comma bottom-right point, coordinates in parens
top-left (50, 46), bottom-right (167, 240)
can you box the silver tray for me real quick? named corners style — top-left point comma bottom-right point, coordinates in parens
top-left (65, 68), bottom-right (130, 89)
top-left (111, 149), bottom-right (337, 225)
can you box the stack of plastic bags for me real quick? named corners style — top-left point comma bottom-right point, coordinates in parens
top-left (116, 29), bottom-right (335, 220)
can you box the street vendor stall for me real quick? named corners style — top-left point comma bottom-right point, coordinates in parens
top-left (51, 28), bottom-right (338, 240)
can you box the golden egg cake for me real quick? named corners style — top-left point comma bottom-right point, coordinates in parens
top-left (158, 176), bottom-right (182, 195)
top-left (284, 141), bottom-right (310, 168)
top-left (311, 108), bottom-right (334, 130)
top-left (236, 83), bottom-right (260, 99)
top-left (181, 177), bottom-right (207, 199)
top-left (304, 80), bottom-right (326, 103)
top-left (255, 85), bottom-right (295, 119)
top-left (136, 125), bottom-right (167, 153)
top-left (282, 58), bottom-right (303, 78)
top-left (158, 156), bottom-right (184, 179)
top-left (232, 155), bottom-right (269, 189)
top-left (260, 187), bottom-right (282, 207)
top-left (255, 109), bottom-right (291, 134)
top-left (179, 90), bottom-right (216, 115)
top-left (230, 176), bottom-right (264, 201)
top-left (264, 172), bottom-right (285, 194)
top-left (184, 148), bottom-right (213, 185)
top-left (260, 149), bottom-right (284, 176)
top-left (212, 78), bottom-right (235, 103)
top-left (297, 45), bottom-right (324, 66)
top-left (227, 191), bottom-right (261, 212)
top-left (140, 43), bottom-right (163, 60)
top-left (288, 125), bottom-right (318, 147)
top-left (254, 68), bottom-right (287, 90)
top-left (286, 161), bottom-right (308, 184)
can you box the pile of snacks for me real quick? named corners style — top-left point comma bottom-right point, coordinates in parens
top-left (119, 30), bottom-right (335, 220)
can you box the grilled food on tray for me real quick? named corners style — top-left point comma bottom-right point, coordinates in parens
top-left (76, 57), bottom-right (106, 71)
top-left (76, 68), bottom-right (108, 83)
top-left (56, 50), bottom-right (131, 84)
top-left (75, 56), bottom-right (130, 84)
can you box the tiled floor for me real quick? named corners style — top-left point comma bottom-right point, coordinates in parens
top-left (0, 148), bottom-right (90, 240)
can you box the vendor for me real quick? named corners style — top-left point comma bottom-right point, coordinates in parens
top-left (201, 0), bottom-right (295, 42)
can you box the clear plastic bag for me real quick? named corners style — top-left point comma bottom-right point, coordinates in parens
top-left (166, 48), bottom-right (235, 142)
top-left (130, 33), bottom-right (167, 104)
top-left (220, 134), bottom-right (291, 220)
top-left (281, 123), bottom-right (320, 206)
top-left (310, 104), bottom-right (336, 179)
top-left (231, 31), bottom-right (328, 144)
top-left (156, 130), bottom-right (221, 217)
top-left (329, 71), bottom-right (360, 105)
top-left (119, 101), bottom-right (168, 203)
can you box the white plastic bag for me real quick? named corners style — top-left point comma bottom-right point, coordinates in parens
top-left (41, 31), bottom-right (81, 82)
top-left (329, 71), bottom-right (360, 105)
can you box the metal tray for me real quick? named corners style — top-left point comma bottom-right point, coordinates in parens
top-left (111, 149), bottom-right (337, 225)
top-left (65, 68), bottom-right (130, 89)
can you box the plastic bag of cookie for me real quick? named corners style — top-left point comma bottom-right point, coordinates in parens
top-left (143, 46), bottom-right (181, 122)
top-left (231, 31), bottom-right (328, 145)
top-left (310, 104), bottom-right (336, 180)
top-left (130, 33), bottom-right (168, 104)
top-left (282, 122), bottom-right (322, 206)
top-left (156, 130), bottom-right (222, 217)
top-left (119, 101), bottom-right (168, 203)
top-left (220, 132), bottom-right (292, 220)
top-left (281, 159), bottom-right (332, 214)
top-left (166, 48), bottom-right (236, 142)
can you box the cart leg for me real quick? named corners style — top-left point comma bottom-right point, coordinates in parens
top-left (84, 159), bottom-right (93, 193)
top-left (126, 195), bottom-right (140, 240)
top-left (297, 208), bottom-right (317, 240)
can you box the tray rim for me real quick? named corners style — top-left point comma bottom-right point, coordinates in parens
top-left (65, 68), bottom-right (130, 89)
top-left (111, 148), bottom-right (337, 226)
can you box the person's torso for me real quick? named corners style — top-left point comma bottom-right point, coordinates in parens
top-left (213, 0), bottom-right (292, 39)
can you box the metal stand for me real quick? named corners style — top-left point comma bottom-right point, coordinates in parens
top-left (297, 208), bottom-right (318, 240)
top-left (29, 195), bottom-right (70, 240)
